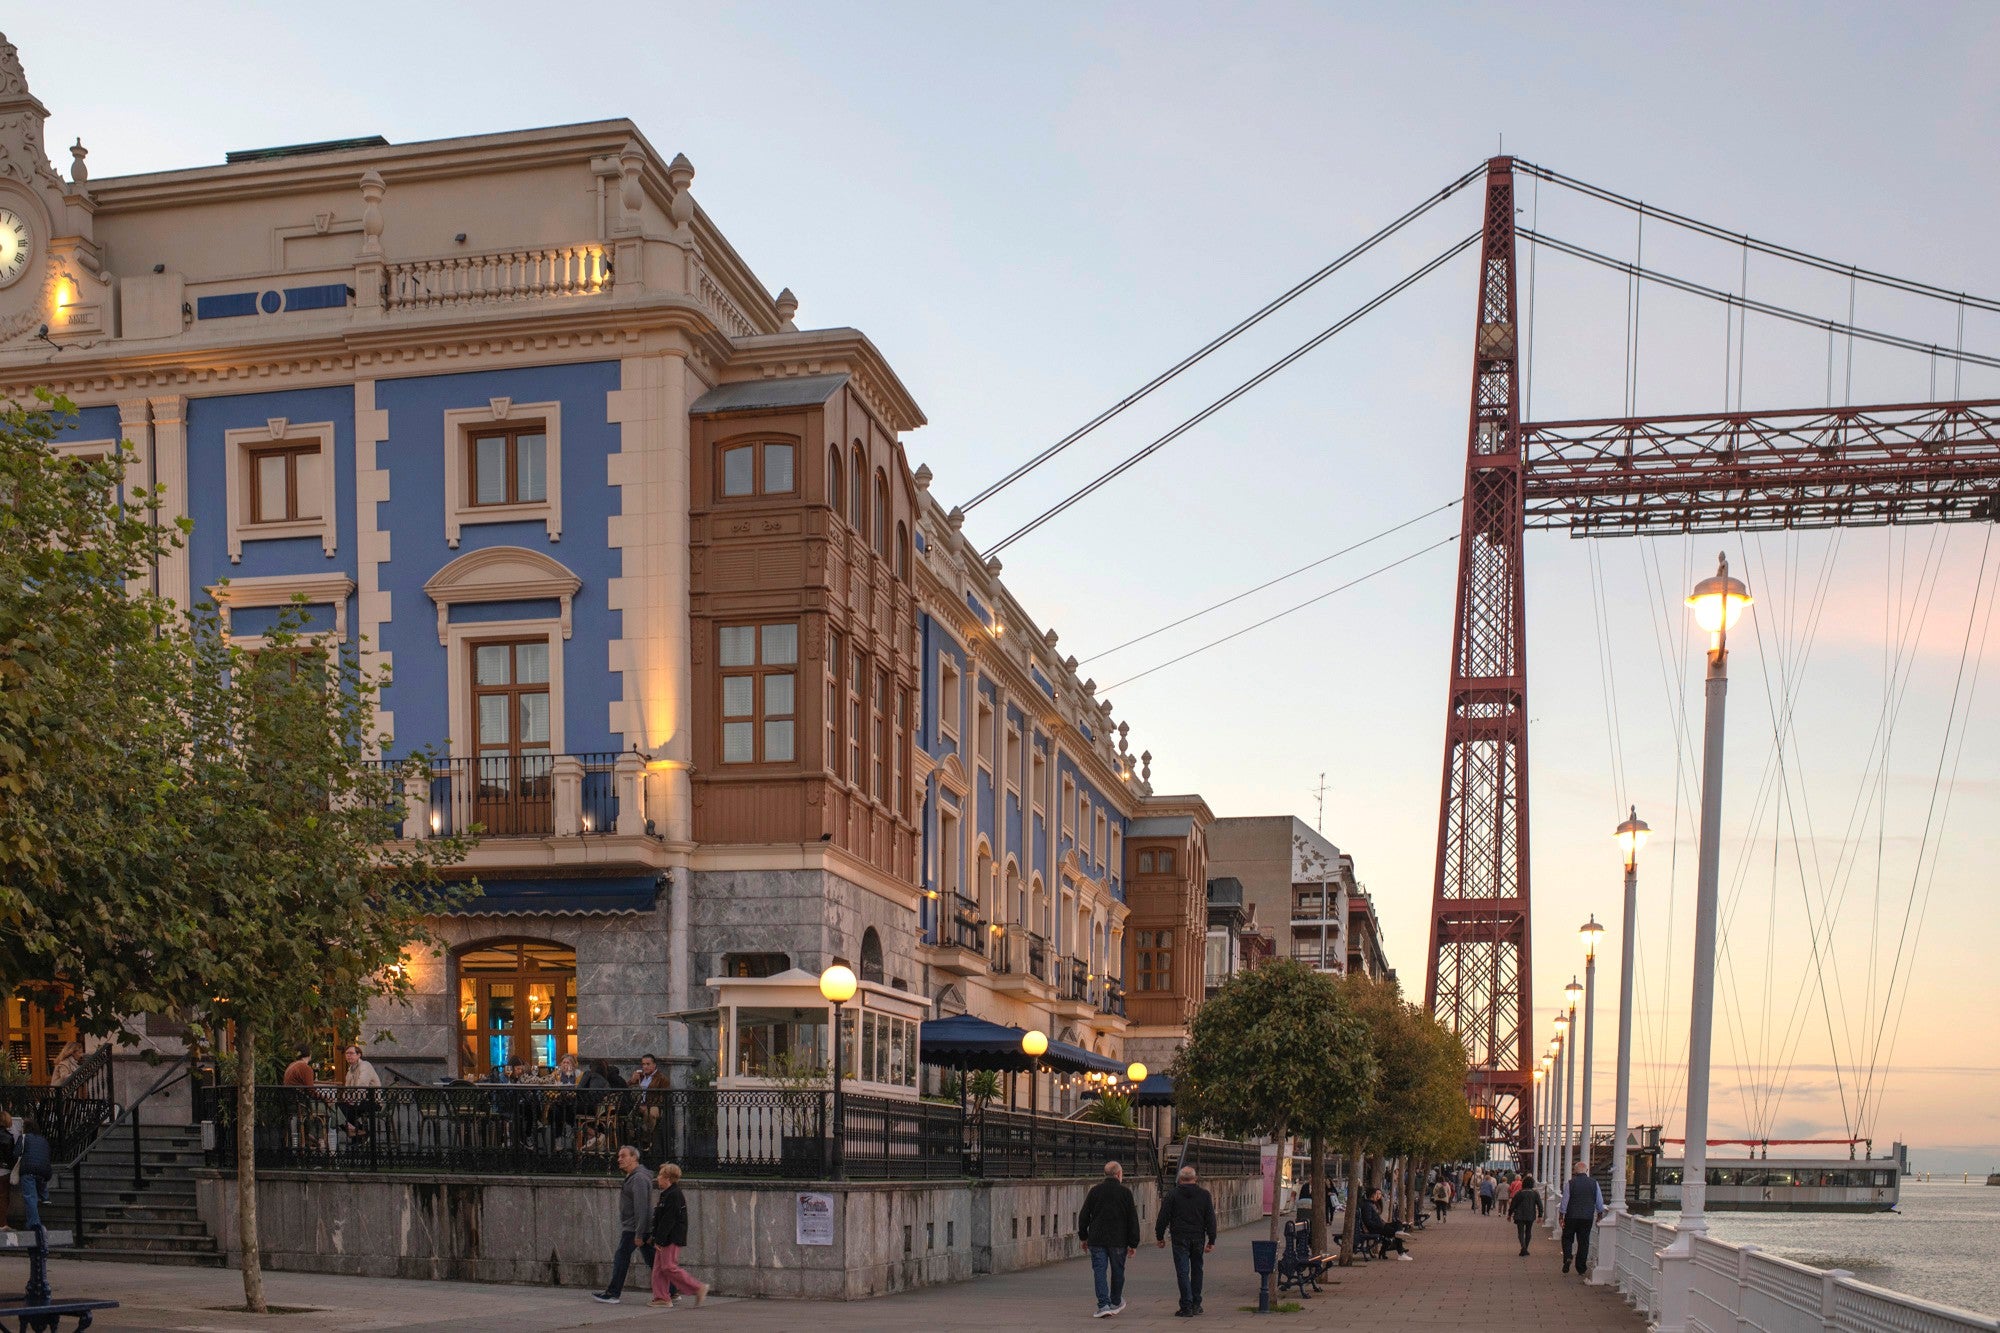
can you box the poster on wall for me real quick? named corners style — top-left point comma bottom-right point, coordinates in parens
top-left (796, 1191), bottom-right (835, 1246)
top-left (1261, 1148), bottom-right (1278, 1216)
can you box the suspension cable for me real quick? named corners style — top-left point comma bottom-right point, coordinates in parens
top-left (1514, 159), bottom-right (2000, 316)
top-left (1079, 498), bottom-right (1460, 664)
top-left (1100, 535), bottom-right (1458, 692)
top-left (1519, 230), bottom-right (2000, 373)
top-left (982, 232), bottom-right (1480, 558)
top-left (958, 162), bottom-right (1489, 513)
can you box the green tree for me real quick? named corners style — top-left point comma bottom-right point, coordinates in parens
top-left (0, 392), bottom-right (190, 1015)
top-left (1171, 960), bottom-right (1374, 1306)
top-left (171, 604), bottom-right (470, 1311)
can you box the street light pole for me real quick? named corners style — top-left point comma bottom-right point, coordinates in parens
top-left (1676, 554), bottom-right (1752, 1245)
top-left (819, 965), bottom-right (858, 1181)
top-left (1580, 923), bottom-right (1603, 1195)
top-left (1549, 1027), bottom-right (1566, 1229)
top-left (1604, 809), bottom-right (1649, 1278)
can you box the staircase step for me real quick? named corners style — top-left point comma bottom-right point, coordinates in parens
top-left (87, 1220), bottom-right (214, 1239)
top-left (59, 1245), bottom-right (225, 1268)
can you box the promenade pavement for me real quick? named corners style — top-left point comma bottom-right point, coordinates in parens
top-left (49, 1204), bottom-right (1643, 1331)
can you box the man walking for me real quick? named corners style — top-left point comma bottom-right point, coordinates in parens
top-left (592, 1145), bottom-right (654, 1304)
top-left (1156, 1165), bottom-right (1217, 1317)
top-left (1558, 1162), bottom-right (1606, 1275)
top-left (1078, 1160), bottom-right (1140, 1317)
top-left (1507, 1172), bottom-right (1544, 1256)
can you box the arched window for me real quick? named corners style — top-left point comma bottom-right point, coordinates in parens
top-left (827, 446), bottom-right (845, 518)
top-left (850, 445), bottom-right (868, 537)
top-left (859, 928), bottom-right (885, 984)
top-left (456, 939), bottom-right (576, 1075)
top-left (896, 520), bottom-right (910, 581)
top-left (873, 471), bottom-right (889, 556)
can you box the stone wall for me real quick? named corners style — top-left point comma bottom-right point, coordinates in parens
top-left (190, 1168), bottom-right (1265, 1299)
top-left (687, 867), bottom-right (919, 995)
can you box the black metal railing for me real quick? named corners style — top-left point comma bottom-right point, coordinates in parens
top-left (1177, 1133), bottom-right (1263, 1180)
top-left (0, 1086), bottom-right (117, 1164)
top-left (1028, 933), bottom-right (1050, 982)
top-left (990, 929), bottom-right (1015, 974)
top-left (948, 895), bottom-right (986, 953)
top-left (1099, 978), bottom-right (1126, 1018)
top-left (976, 1106), bottom-right (1155, 1180)
top-left (56, 1044), bottom-right (115, 1106)
top-left (368, 751), bottom-right (623, 838)
top-left (192, 1083), bottom-right (1223, 1185)
top-left (578, 751), bottom-right (620, 833)
top-left (1061, 956), bottom-right (1092, 1004)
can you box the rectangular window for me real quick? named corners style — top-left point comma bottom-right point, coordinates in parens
top-left (1138, 850), bottom-right (1156, 874)
top-left (1031, 746), bottom-right (1046, 813)
top-left (247, 442), bottom-right (322, 524)
top-left (873, 670), bottom-right (889, 801)
top-left (467, 425), bottom-right (547, 507)
top-left (1139, 930), bottom-right (1173, 992)
top-left (718, 440), bottom-right (797, 500)
top-left (1005, 725), bottom-right (1022, 793)
top-left (894, 688), bottom-right (910, 815)
top-left (848, 651), bottom-right (865, 785)
top-left (470, 637), bottom-right (553, 836)
top-left (1061, 778), bottom-right (1075, 836)
top-left (826, 632), bottom-right (843, 776)
top-left (938, 656), bottom-right (961, 739)
top-left (1095, 811), bottom-right (1107, 864)
top-left (718, 621), bottom-right (797, 764)
top-left (1158, 849), bottom-right (1176, 873)
top-left (975, 696), bottom-right (993, 771)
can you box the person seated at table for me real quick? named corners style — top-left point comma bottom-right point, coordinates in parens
top-left (1360, 1188), bottom-right (1413, 1260)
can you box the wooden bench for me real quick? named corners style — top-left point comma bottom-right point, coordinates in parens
top-left (0, 1229), bottom-right (119, 1331)
top-left (1277, 1221), bottom-right (1335, 1297)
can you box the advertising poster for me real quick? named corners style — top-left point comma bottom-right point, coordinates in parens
top-left (796, 1191), bottom-right (835, 1246)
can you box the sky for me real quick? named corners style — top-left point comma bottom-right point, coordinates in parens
top-left (13, 1), bottom-right (2000, 1174)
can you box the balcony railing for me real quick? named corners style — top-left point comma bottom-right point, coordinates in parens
top-left (372, 752), bottom-right (625, 838)
top-left (1027, 933), bottom-right (1050, 983)
top-left (386, 246), bottom-right (609, 310)
top-left (990, 928), bottom-right (1015, 974)
top-left (948, 895), bottom-right (986, 954)
top-left (1059, 956), bottom-right (1093, 1005)
top-left (1098, 978), bottom-right (1126, 1018)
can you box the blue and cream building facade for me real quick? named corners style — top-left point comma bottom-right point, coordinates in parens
top-left (0, 31), bottom-right (1210, 1088)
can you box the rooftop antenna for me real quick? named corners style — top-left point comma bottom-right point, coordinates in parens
top-left (1312, 772), bottom-right (1328, 832)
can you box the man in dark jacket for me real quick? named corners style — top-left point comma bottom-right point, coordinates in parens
top-left (1155, 1166), bottom-right (1218, 1317)
top-left (17, 1117), bottom-right (52, 1234)
top-left (1508, 1172), bottom-right (1546, 1256)
top-left (591, 1145), bottom-right (654, 1304)
top-left (1078, 1160), bottom-right (1141, 1316)
top-left (1359, 1188), bottom-right (1410, 1258)
top-left (1558, 1163), bottom-right (1606, 1275)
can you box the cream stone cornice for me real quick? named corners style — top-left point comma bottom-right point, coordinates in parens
top-left (1139, 793), bottom-right (1216, 827)
top-left (423, 545), bottom-right (582, 645)
top-left (727, 328), bottom-right (926, 433)
top-left (206, 571), bottom-right (357, 640)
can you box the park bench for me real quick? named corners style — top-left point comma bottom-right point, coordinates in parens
top-left (0, 1228), bottom-right (119, 1331)
top-left (1278, 1221), bottom-right (1335, 1297)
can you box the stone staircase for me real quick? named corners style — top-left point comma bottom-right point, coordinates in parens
top-left (56, 1122), bottom-right (223, 1267)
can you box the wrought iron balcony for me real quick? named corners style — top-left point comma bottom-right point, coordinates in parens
top-left (1027, 933), bottom-right (1050, 983)
top-left (1098, 977), bottom-right (1126, 1019)
top-left (948, 895), bottom-right (987, 955)
top-left (370, 752), bottom-right (633, 839)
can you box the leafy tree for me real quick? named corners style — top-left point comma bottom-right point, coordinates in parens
top-left (0, 392), bottom-right (189, 1016)
top-left (1172, 960), bottom-right (1374, 1306)
top-left (1078, 1092), bottom-right (1135, 1129)
top-left (171, 604), bottom-right (470, 1311)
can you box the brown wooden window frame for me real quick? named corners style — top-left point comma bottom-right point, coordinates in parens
top-left (849, 444), bottom-right (868, 537)
top-left (718, 621), bottom-right (799, 766)
top-left (872, 666), bottom-right (889, 803)
top-left (716, 438), bottom-right (798, 502)
top-left (847, 647), bottom-right (865, 786)
top-left (466, 423), bottom-right (550, 509)
top-left (1137, 929), bottom-right (1174, 993)
top-left (246, 440), bottom-right (322, 525)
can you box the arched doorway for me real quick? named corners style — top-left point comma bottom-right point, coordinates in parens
top-left (456, 940), bottom-right (576, 1075)
top-left (859, 928), bottom-right (885, 984)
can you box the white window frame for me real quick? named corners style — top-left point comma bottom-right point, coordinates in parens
top-left (225, 419), bottom-right (337, 564)
top-left (1004, 723), bottom-right (1022, 798)
top-left (207, 572), bottom-right (357, 649)
top-left (444, 614), bottom-right (567, 759)
top-left (442, 398), bottom-right (563, 550)
top-left (937, 653), bottom-right (961, 743)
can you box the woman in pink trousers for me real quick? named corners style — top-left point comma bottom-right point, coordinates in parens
top-left (649, 1163), bottom-right (710, 1308)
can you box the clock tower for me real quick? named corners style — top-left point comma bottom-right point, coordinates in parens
top-left (0, 31), bottom-right (110, 346)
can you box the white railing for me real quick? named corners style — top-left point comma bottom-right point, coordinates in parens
top-left (386, 246), bottom-right (608, 309)
top-left (1599, 1213), bottom-right (1998, 1333)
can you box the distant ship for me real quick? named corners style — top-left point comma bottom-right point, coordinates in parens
top-left (1985, 1171), bottom-right (1999, 1187)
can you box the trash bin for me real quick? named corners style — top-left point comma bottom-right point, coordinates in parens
top-left (1251, 1240), bottom-right (1278, 1275)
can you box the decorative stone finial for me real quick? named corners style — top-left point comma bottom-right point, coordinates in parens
top-left (1063, 655), bottom-right (1077, 672)
top-left (68, 137), bottom-right (86, 185)
top-left (1140, 750), bottom-right (1152, 782)
top-left (358, 169), bottom-right (386, 258)
top-left (1118, 721), bottom-right (1130, 754)
top-left (0, 33), bottom-right (29, 101)
top-left (620, 139), bottom-right (646, 222)
top-left (984, 555), bottom-right (1002, 576)
top-left (946, 507), bottom-right (965, 531)
top-left (1044, 628), bottom-right (1058, 648)
top-left (775, 286), bottom-right (798, 328)
top-left (913, 463), bottom-right (933, 492)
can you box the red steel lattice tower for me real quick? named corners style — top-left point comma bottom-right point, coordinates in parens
top-left (1425, 156), bottom-right (1535, 1157)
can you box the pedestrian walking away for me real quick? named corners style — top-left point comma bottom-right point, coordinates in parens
top-left (1430, 1176), bottom-right (1450, 1222)
top-left (1078, 1160), bottom-right (1141, 1316)
top-left (1507, 1172), bottom-right (1545, 1256)
top-left (592, 1145), bottom-right (655, 1304)
top-left (1558, 1162), bottom-right (1606, 1275)
top-left (15, 1116), bottom-right (52, 1235)
top-left (647, 1162), bottom-right (711, 1308)
top-left (1156, 1165), bottom-right (1218, 1317)
top-left (1479, 1172), bottom-right (1497, 1215)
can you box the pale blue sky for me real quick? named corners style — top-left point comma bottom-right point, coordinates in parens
top-left (15, 2), bottom-right (2000, 1169)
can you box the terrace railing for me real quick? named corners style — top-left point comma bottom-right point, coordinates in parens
top-left (1177, 1134), bottom-right (1262, 1181)
top-left (386, 246), bottom-right (609, 310)
top-left (1027, 933), bottom-right (1050, 983)
top-left (948, 896), bottom-right (986, 954)
top-left (1099, 978), bottom-right (1126, 1018)
top-left (192, 1084), bottom-right (1228, 1186)
top-left (371, 752), bottom-right (622, 838)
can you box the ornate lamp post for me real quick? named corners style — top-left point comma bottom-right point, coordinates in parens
top-left (1023, 1029), bottom-right (1048, 1177)
top-left (1548, 1026), bottom-right (1565, 1223)
top-left (819, 964), bottom-right (857, 1179)
top-left (1673, 556), bottom-right (1752, 1248)
top-left (1562, 977), bottom-right (1582, 1180)
top-left (1579, 918), bottom-right (1605, 1193)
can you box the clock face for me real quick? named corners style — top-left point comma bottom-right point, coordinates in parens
top-left (0, 208), bottom-right (32, 289)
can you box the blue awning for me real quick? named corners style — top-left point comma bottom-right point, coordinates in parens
top-left (1133, 1073), bottom-right (1175, 1107)
top-left (444, 874), bottom-right (660, 917)
top-left (1047, 1037), bottom-right (1125, 1076)
top-left (918, 1015), bottom-right (1117, 1075)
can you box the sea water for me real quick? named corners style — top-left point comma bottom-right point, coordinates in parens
top-left (1655, 1180), bottom-right (2000, 1317)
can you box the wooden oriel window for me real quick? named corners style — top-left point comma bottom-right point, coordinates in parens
top-left (719, 622), bottom-right (798, 764)
top-left (718, 440), bottom-right (796, 500)
top-left (872, 667), bottom-right (889, 802)
top-left (825, 631), bottom-right (843, 775)
top-left (1137, 929), bottom-right (1174, 993)
top-left (467, 424), bottom-right (548, 507)
top-left (847, 648), bottom-right (865, 785)
top-left (247, 441), bottom-right (322, 524)
top-left (894, 686), bottom-right (911, 815)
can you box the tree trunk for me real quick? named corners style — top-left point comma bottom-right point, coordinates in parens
top-left (236, 1021), bottom-right (266, 1314)
top-left (1308, 1130), bottom-right (1328, 1254)
top-left (1338, 1142), bottom-right (1363, 1265)
top-left (1266, 1120), bottom-right (1286, 1308)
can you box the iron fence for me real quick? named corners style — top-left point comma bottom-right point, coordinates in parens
top-left (948, 896), bottom-right (986, 953)
top-left (367, 751), bottom-right (623, 838)
top-left (192, 1084), bottom-right (1226, 1185)
top-left (0, 1086), bottom-right (117, 1164)
top-left (1099, 979), bottom-right (1126, 1018)
top-left (1177, 1134), bottom-right (1263, 1180)
top-left (1027, 933), bottom-right (1050, 982)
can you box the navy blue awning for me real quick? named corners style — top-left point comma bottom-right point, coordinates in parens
top-left (444, 874), bottom-right (660, 917)
top-left (1047, 1038), bottom-right (1125, 1076)
top-left (918, 1015), bottom-right (1115, 1075)
top-left (1133, 1073), bottom-right (1175, 1107)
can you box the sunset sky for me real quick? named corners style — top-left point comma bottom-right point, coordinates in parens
top-left (15, 1), bottom-right (1998, 1173)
